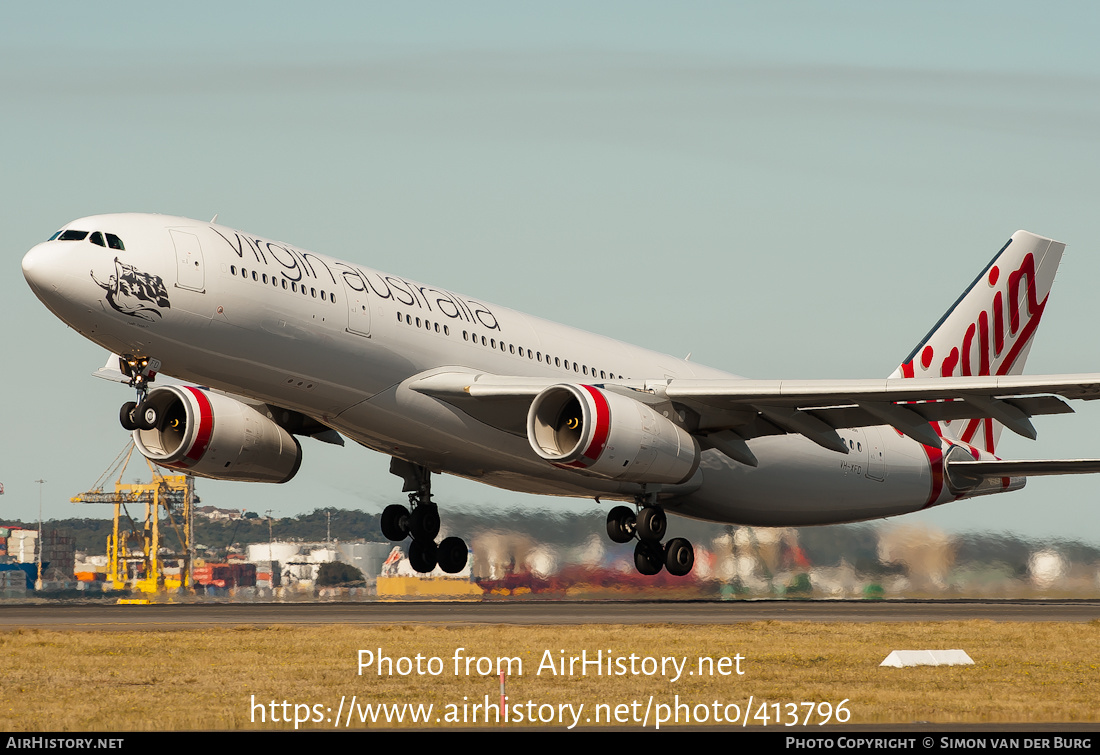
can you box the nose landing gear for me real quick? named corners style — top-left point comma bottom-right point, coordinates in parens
top-left (606, 498), bottom-right (695, 577)
top-left (117, 354), bottom-right (162, 431)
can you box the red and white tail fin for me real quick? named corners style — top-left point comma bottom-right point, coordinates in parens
top-left (890, 230), bottom-right (1065, 453)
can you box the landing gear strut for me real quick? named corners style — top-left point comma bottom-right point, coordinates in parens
top-left (605, 497), bottom-right (694, 577)
top-left (117, 354), bottom-right (162, 431)
top-left (384, 458), bottom-right (468, 575)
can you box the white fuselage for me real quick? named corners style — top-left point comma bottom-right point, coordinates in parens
top-left (22, 213), bottom-right (949, 526)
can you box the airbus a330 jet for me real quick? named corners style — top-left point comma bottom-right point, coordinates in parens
top-left (21, 215), bottom-right (1100, 576)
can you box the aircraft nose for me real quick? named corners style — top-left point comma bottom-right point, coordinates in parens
top-left (21, 243), bottom-right (54, 293)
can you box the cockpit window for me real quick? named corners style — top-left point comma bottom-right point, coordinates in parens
top-left (105, 233), bottom-right (125, 250)
top-left (48, 230), bottom-right (63, 241)
top-left (89, 232), bottom-right (106, 247)
top-left (58, 230), bottom-right (88, 241)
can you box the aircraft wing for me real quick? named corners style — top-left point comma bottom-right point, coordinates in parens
top-left (410, 370), bottom-right (1100, 455)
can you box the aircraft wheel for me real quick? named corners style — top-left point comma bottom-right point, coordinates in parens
top-left (135, 401), bottom-right (159, 431)
top-left (381, 504), bottom-right (411, 542)
top-left (120, 402), bottom-right (139, 431)
top-left (605, 506), bottom-right (636, 544)
top-left (408, 539), bottom-right (438, 574)
top-left (634, 541), bottom-right (664, 576)
top-left (664, 538), bottom-right (695, 577)
top-left (636, 506), bottom-right (667, 542)
top-left (409, 504), bottom-right (441, 541)
top-left (437, 536), bottom-right (468, 574)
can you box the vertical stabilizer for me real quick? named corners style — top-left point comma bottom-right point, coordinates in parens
top-left (891, 230), bottom-right (1065, 453)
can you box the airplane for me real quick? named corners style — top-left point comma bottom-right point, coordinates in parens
top-left (21, 214), bottom-right (1100, 577)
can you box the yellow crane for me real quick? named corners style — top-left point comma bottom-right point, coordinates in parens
top-left (71, 442), bottom-right (198, 593)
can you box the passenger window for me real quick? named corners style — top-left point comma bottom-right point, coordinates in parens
top-left (89, 232), bottom-right (106, 247)
top-left (105, 233), bottom-right (125, 250)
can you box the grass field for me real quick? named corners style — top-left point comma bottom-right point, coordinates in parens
top-left (1, 620), bottom-right (1098, 730)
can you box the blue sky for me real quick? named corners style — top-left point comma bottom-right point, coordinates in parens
top-left (5, 2), bottom-right (1100, 544)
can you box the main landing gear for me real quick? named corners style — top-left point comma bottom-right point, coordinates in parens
top-left (382, 459), bottom-right (468, 575)
top-left (117, 355), bottom-right (162, 431)
top-left (605, 499), bottom-right (694, 577)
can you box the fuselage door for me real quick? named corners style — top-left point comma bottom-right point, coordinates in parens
top-left (346, 289), bottom-right (371, 337)
top-left (170, 230), bottom-right (205, 292)
top-left (864, 426), bottom-right (886, 482)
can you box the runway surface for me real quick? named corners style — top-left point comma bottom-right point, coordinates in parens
top-left (1, 599), bottom-right (1098, 629)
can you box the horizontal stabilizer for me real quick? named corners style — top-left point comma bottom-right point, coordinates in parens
top-left (946, 458), bottom-right (1100, 479)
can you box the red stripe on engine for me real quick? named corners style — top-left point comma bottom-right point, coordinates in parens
top-left (182, 386), bottom-right (214, 466)
top-left (578, 385), bottom-right (610, 466)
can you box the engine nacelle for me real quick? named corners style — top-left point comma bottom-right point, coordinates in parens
top-left (527, 384), bottom-right (700, 484)
top-left (132, 386), bottom-right (302, 483)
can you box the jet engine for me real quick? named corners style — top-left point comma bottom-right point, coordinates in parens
top-left (131, 385), bottom-right (302, 483)
top-left (527, 384), bottom-right (700, 484)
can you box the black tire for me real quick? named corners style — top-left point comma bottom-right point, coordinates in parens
top-left (437, 536), bottom-right (468, 574)
top-left (408, 539), bottom-right (438, 574)
top-left (664, 538), bottom-right (695, 577)
top-left (605, 505), bottom-right (636, 544)
top-left (136, 401), bottom-right (158, 431)
top-left (409, 504), bottom-right (440, 541)
top-left (380, 504), bottom-right (410, 542)
top-left (634, 541), bottom-right (664, 576)
top-left (636, 506), bottom-right (667, 542)
top-left (120, 402), bottom-right (139, 431)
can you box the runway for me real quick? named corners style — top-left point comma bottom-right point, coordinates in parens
top-left (1, 599), bottom-right (1098, 629)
